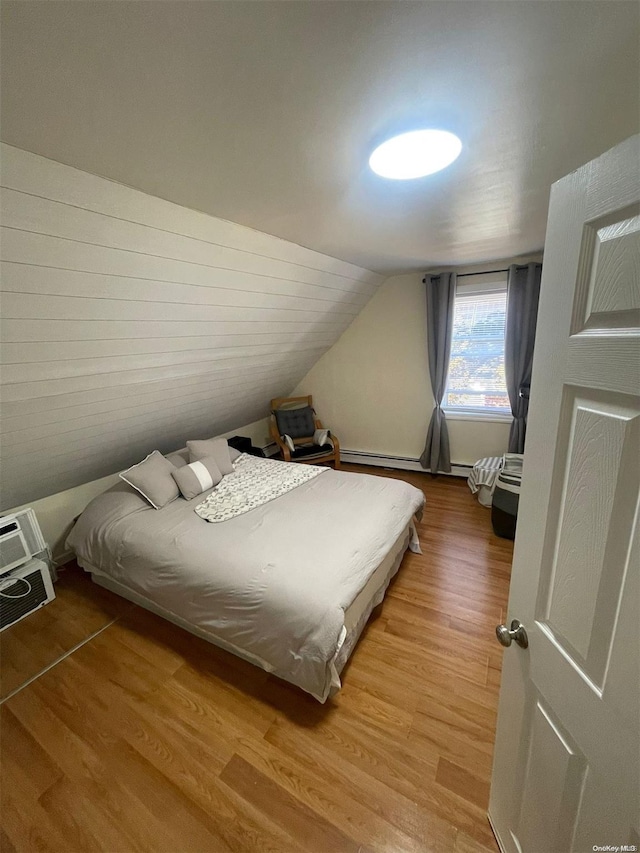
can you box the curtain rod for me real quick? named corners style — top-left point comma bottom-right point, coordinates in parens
top-left (456, 268), bottom-right (509, 278)
top-left (423, 268), bottom-right (509, 283)
top-left (424, 262), bottom-right (540, 282)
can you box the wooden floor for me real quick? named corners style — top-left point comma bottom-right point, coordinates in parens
top-left (0, 466), bottom-right (513, 853)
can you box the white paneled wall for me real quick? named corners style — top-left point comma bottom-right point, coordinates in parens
top-left (0, 145), bottom-right (382, 507)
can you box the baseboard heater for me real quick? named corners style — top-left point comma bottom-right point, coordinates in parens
top-left (340, 450), bottom-right (471, 478)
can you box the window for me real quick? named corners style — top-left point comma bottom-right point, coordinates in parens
top-left (444, 287), bottom-right (510, 414)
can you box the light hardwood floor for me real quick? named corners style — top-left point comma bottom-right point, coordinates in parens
top-left (0, 466), bottom-right (513, 853)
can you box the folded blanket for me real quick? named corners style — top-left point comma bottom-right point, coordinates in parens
top-left (195, 454), bottom-right (327, 522)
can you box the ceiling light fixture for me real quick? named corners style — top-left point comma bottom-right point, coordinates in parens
top-left (369, 129), bottom-right (462, 179)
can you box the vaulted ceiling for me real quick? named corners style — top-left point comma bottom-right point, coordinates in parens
top-left (2, 1), bottom-right (638, 274)
top-left (1, 2), bottom-right (638, 508)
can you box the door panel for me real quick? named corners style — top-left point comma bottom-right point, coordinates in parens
top-left (540, 393), bottom-right (639, 684)
top-left (516, 699), bottom-right (586, 853)
top-left (579, 211), bottom-right (640, 328)
top-left (488, 136), bottom-right (640, 853)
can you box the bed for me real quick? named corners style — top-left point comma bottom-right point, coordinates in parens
top-left (66, 451), bottom-right (425, 701)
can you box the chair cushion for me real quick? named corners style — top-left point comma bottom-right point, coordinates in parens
top-left (274, 405), bottom-right (315, 439)
top-left (290, 443), bottom-right (334, 459)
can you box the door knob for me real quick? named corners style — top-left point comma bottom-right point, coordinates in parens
top-left (496, 619), bottom-right (529, 649)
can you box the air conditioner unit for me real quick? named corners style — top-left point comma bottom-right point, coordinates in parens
top-left (0, 558), bottom-right (55, 632)
top-left (0, 508), bottom-right (47, 574)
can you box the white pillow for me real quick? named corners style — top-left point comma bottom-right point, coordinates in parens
top-left (172, 456), bottom-right (223, 500)
top-left (313, 429), bottom-right (332, 448)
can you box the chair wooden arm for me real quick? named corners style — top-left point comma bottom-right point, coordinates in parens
top-left (331, 433), bottom-right (341, 469)
top-left (274, 434), bottom-right (292, 462)
top-left (269, 418), bottom-right (291, 461)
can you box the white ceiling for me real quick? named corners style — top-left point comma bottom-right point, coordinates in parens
top-left (1, 1), bottom-right (638, 274)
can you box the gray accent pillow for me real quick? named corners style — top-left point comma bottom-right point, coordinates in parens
top-left (186, 437), bottom-right (234, 475)
top-left (165, 448), bottom-right (189, 468)
top-left (119, 450), bottom-right (179, 509)
top-left (172, 456), bottom-right (223, 500)
top-left (274, 405), bottom-right (315, 439)
top-left (228, 446), bottom-right (242, 463)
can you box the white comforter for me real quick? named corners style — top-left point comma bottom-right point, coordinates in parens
top-left (67, 456), bottom-right (425, 700)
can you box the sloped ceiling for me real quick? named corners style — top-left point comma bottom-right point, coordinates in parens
top-left (1, 2), bottom-right (638, 508)
top-left (0, 145), bottom-right (382, 508)
top-left (1, 1), bottom-right (638, 274)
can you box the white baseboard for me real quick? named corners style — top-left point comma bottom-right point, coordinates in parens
top-left (54, 549), bottom-right (75, 568)
top-left (340, 450), bottom-right (471, 478)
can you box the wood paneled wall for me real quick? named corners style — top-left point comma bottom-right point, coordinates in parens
top-left (0, 145), bottom-right (382, 507)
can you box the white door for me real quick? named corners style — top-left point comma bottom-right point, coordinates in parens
top-left (488, 134), bottom-right (640, 853)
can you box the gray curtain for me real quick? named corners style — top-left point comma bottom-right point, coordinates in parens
top-left (420, 272), bottom-right (456, 473)
top-left (505, 262), bottom-right (542, 453)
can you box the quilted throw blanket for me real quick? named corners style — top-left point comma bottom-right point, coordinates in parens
top-left (195, 454), bottom-right (328, 522)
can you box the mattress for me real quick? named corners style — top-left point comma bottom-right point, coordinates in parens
top-left (67, 455), bottom-right (425, 700)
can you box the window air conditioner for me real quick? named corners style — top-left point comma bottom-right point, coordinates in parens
top-left (0, 508), bottom-right (47, 574)
top-left (0, 558), bottom-right (56, 632)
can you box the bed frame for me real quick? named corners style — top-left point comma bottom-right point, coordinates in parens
top-left (79, 525), bottom-right (412, 702)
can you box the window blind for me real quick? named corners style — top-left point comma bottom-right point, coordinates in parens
top-left (444, 290), bottom-right (510, 411)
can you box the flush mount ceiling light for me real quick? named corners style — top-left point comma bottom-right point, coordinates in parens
top-left (369, 129), bottom-right (462, 179)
